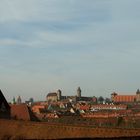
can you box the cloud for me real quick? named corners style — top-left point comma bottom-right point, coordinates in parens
top-left (0, 0), bottom-right (140, 100)
top-left (0, 0), bottom-right (139, 50)
top-left (0, 0), bottom-right (102, 22)
top-left (0, 39), bottom-right (18, 46)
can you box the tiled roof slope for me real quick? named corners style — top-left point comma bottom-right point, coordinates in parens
top-left (0, 90), bottom-right (10, 110)
top-left (11, 104), bottom-right (38, 121)
top-left (0, 90), bottom-right (10, 119)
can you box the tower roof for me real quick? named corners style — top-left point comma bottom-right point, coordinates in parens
top-left (77, 87), bottom-right (81, 91)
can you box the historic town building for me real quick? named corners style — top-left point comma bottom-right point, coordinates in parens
top-left (46, 87), bottom-right (93, 103)
top-left (46, 92), bottom-right (58, 102)
top-left (111, 89), bottom-right (140, 103)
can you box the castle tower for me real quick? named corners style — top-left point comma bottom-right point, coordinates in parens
top-left (136, 89), bottom-right (140, 102)
top-left (77, 87), bottom-right (81, 98)
top-left (17, 96), bottom-right (22, 104)
top-left (57, 89), bottom-right (62, 101)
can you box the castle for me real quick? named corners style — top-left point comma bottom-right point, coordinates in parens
top-left (46, 87), bottom-right (93, 102)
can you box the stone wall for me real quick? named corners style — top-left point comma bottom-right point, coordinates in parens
top-left (0, 119), bottom-right (140, 139)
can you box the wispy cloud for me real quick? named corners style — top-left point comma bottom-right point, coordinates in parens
top-left (0, 39), bottom-right (18, 46)
top-left (0, 0), bottom-right (140, 101)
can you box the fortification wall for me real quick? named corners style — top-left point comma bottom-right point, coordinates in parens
top-left (0, 119), bottom-right (140, 139)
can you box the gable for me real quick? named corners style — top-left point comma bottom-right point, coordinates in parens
top-left (0, 90), bottom-right (10, 111)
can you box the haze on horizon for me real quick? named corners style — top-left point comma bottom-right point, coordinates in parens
top-left (0, 0), bottom-right (140, 102)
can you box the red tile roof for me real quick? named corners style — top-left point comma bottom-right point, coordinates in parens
top-left (11, 104), bottom-right (38, 121)
top-left (32, 105), bottom-right (46, 114)
top-left (79, 105), bottom-right (90, 111)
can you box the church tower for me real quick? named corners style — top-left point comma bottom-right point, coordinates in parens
top-left (136, 89), bottom-right (140, 102)
top-left (77, 87), bottom-right (81, 98)
top-left (17, 96), bottom-right (22, 104)
top-left (57, 89), bottom-right (62, 101)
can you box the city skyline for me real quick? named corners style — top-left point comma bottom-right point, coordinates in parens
top-left (0, 0), bottom-right (140, 101)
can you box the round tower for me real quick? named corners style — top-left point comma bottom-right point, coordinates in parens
top-left (77, 87), bottom-right (81, 97)
top-left (57, 89), bottom-right (62, 101)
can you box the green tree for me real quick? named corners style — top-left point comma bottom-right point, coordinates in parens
top-left (98, 96), bottom-right (104, 104)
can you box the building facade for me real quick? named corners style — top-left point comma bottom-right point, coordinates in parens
top-left (111, 89), bottom-right (140, 103)
top-left (47, 93), bottom-right (58, 102)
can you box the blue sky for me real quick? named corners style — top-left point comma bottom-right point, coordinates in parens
top-left (0, 0), bottom-right (140, 101)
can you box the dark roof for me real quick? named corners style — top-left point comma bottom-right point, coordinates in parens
top-left (0, 90), bottom-right (10, 110)
top-left (111, 92), bottom-right (118, 95)
top-left (77, 96), bottom-right (92, 101)
top-left (47, 92), bottom-right (57, 97)
top-left (0, 90), bottom-right (10, 119)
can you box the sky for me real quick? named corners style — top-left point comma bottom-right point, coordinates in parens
top-left (0, 0), bottom-right (140, 102)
